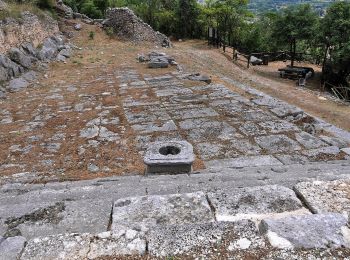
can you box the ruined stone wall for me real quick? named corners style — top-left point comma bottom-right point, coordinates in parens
top-left (104, 8), bottom-right (171, 47)
top-left (0, 11), bottom-right (59, 54)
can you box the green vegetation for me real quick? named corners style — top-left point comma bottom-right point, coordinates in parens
top-left (0, 0), bottom-right (55, 20)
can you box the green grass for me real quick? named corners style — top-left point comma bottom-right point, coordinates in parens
top-left (0, 1), bottom-right (53, 21)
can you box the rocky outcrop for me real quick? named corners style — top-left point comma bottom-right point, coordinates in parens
top-left (0, 11), bottom-right (59, 54)
top-left (0, 0), bottom-right (7, 11)
top-left (103, 8), bottom-right (171, 47)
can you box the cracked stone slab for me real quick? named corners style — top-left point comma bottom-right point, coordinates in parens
top-left (259, 213), bottom-right (350, 249)
top-left (148, 220), bottom-right (266, 257)
top-left (207, 185), bottom-right (305, 222)
top-left (294, 179), bottom-right (350, 219)
top-left (0, 236), bottom-right (26, 260)
top-left (111, 192), bottom-right (213, 232)
top-left (21, 233), bottom-right (92, 260)
top-left (2, 199), bottom-right (112, 239)
top-left (131, 120), bottom-right (177, 134)
top-left (301, 146), bottom-right (341, 158)
top-left (205, 155), bottom-right (283, 169)
top-left (258, 120), bottom-right (300, 133)
top-left (185, 123), bottom-right (242, 142)
top-left (319, 135), bottom-right (349, 149)
top-left (255, 135), bottom-right (301, 153)
top-left (295, 132), bottom-right (328, 149)
top-left (87, 231), bottom-right (146, 258)
top-left (170, 107), bottom-right (219, 120)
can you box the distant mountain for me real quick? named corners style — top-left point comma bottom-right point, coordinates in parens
top-left (197, 0), bottom-right (334, 15)
top-left (248, 0), bottom-right (334, 14)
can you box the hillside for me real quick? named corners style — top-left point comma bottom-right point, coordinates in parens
top-left (248, 0), bottom-right (334, 14)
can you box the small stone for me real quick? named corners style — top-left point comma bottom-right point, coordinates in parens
top-left (74, 23), bottom-right (82, 30)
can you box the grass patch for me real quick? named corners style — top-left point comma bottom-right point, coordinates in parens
top-left (0, 1), bottom-right (53, 21)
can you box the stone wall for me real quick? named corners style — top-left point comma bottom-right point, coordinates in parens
top-left (104, 8), bottom-right (171, 47)
top-left (0, 11), bottom-right (59, 54)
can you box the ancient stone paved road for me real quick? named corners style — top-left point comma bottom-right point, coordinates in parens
top-left (1, 63), bottom-right (350, 183)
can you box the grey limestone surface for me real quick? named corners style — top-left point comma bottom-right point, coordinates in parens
top-left (148, 220), bottom-right (266, 257)
top-left (259, 213), bottom-right (350, 249)
top-left (0, 236), bottom-right (27, 260)
top-left (207, 185), bottom-right (305, 221)
top-left (111, 191), bottom-right (213, 232)
top-left (294, 179), bottom-right (350, 219)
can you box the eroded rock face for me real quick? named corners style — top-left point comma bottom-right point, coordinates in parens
top-left (104, 8), bottom-right (171, 47)
top-left (0, 12), bottom-right (59, 54)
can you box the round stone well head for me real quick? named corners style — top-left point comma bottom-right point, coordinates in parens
top-left (144, 141), bottom-right (195, 174)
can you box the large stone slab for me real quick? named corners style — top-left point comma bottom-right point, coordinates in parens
top-left (21, 233), bottom-right (92, 260)
top-left (148, 220), bottom-right (265, 257)
top-left (111, 192), bottom-right (213, 232)
top-left (294, 179), bottom-right (350, 219)
top-left (0, 236), bottom-right (26, 260)
top-left (259, 213), bottom-right (350, 249)
top-left (295, 132), bottom-right (328, 149)
top-left (205, 155), bottom-right (282, 169)
top-left (207, 185), bottom-right (305, 222)
top-left (2, 199), bottom-right (112, 239)
top-left (170, 107), bottom-right (219, 120)
top-left (255, 135), bottom-right (301, 153)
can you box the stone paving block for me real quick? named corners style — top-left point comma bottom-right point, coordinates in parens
top-left (230, 139), bottom-right (261, 156)
top-left (178, 118), bottom-right (223, 130)
top-left (87, 231), bottom-right (146, 258)
top-left (186, 123), bottom-right (242, 142)
top-left (295, 132), bottom-right (328, 149)
top-left (275, 154), bottom-right (309, 165)
top-left (205, 155), bottom-right (283, 169)
top-left (125, 110), bottom-right (171, 124)
top-left (255, 135), bottom-right (301, 153)
top-left (2, 199), bottom-right (112, 240)
top-left (259, 213), bottom-right (350, 249)
top-left (240, 110), bottom-right (277, 122)
top-left (170, 107), bottom-right (219, 119)
top-left (148, 220), bottom-right (266, 257)
top-left (301, 146), bottom-right (341, 158)
top-left (21, 233), bottom-right (92, 260)
top-left (270, 104), bottom-right (303, 118)
top-left (155, 86), bottom-right (192, 97)
top-left (170, 94), bottom-right (208, 103)
top-left (131, 120), bottom-right (177, 134)
top-left (294, 179), bottom-right (350, 219)
top-left (111, 192), bottom-right (213, 232)
top-left (207, 185), bottom-right (305, 222)
top-left (194, 142), bottom-right (225, 160)
top-left (320, 135), bottom-right (349, 149)
top-left (0, 236), bottom-right (26, 260)
top-left (239, 122), bottom-right (267, 136)
top-left (258, 120), bottom-right (300, 133)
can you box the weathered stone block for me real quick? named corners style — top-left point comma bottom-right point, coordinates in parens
top-left (259, 213), bottom-right (350, 249)
top-left (111, 191), bottom-right (213, 232)
top-left (0, 236), bottom-right (26, 260)
top-left (144, 141), bottom-right (195, 174)
top-left (207, 185), bottom-right (305, 222)
top-left (148, 220), bottom-right (265, 257)
top-left (294, 179), bottom-right (350, 219)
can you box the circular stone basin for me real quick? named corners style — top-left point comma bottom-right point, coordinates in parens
top-left (159, 146), bottom-right (181, 156)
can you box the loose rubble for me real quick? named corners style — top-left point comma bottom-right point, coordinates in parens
top-left (103, 8), bottom-right (171, 47)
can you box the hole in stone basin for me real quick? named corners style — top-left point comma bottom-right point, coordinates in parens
top-left (159, 146), bottom-right (181, 156)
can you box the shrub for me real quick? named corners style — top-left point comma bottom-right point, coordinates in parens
top-left (36, 0), bottom-right (55, 10)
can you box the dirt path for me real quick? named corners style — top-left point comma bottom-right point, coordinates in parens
top-left (168, 40), bottom-right (350, 131)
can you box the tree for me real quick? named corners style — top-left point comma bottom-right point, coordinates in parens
top-left (272, 4), bottom-right (318, 67)
top-left (320, 1), bottom-right (350, 87)
top-left (176, 0), bottom-right (200, 38)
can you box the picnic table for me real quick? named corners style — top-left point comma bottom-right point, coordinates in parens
top-left (278, 66), bottom-right (314, 79)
